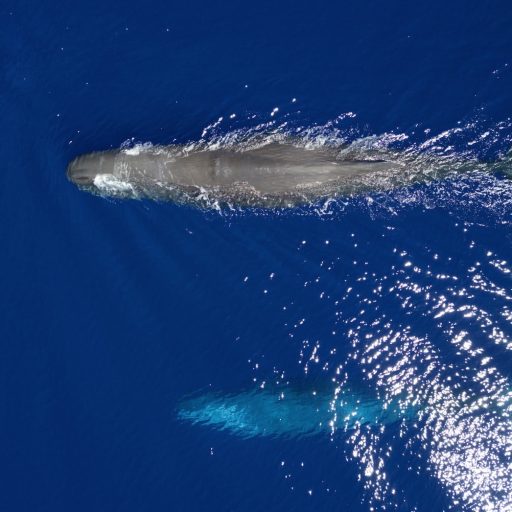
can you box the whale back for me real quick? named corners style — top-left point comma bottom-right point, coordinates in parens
top-left (68, 142), bottom-right (403, 206)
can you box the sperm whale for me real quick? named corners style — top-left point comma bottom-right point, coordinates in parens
top-left (67, 141), bottom-right (400, 207)
top-left (177, 385), bottom-right (417, 439)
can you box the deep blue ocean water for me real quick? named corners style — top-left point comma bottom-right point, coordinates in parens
top-left (2, 1), bottom-right (512, 511)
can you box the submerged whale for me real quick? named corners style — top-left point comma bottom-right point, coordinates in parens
top-left (67, 142), bottom-right (401, 207)
top-left (177, 385), bottom-right (417, 439)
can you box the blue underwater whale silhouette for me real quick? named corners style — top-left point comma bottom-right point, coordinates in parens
top-left (177, 385), bottom-right (417, 439)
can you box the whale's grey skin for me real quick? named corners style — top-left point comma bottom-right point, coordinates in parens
top-left (177, 385), bottom-right (417, 439)
top-left (67, 142), bottom-right (400, 207)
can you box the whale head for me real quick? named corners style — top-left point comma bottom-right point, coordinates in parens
top-left (67, 151), bottom-right (116, 187)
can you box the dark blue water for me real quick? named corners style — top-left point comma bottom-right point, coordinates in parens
top-left (2, 1), bottom-right (512, 511)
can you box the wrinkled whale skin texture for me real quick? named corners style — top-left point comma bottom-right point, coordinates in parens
top-left (67, 142), bottom-right (399, 206)
top-left (177, 386), bottom-right (417, 439)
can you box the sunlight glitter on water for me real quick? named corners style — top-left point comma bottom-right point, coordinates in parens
top-left (231, 179), bottom-right (512, 510)
top-left (324, 221), bottom-right (512, 510)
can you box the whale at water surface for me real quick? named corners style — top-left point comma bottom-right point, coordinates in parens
top-left (67, 142), bottom-right (401, 207)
